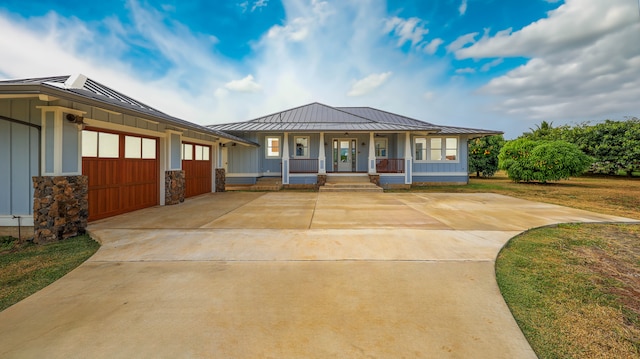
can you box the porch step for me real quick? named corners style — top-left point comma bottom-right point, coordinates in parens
top-left (325, 175), bottom-right (370, 183)
top-left (319, 181), bottom-right (383, 193)
top-left (225, 177), bottom-right (282, 191)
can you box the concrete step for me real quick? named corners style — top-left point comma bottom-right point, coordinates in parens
top-left (324, 182), bottom-right (379, 188)
top-left (320, 181), bottom-right (383, 193)
top-left (325, 175), bottom-right (369, 183)
top-left (319, 186), bottom-right (383, 193)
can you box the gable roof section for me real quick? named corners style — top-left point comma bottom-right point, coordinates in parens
top-left (0, 74), bottom-right (255, 146)
top-left (210, 102), bottom-right (502, 136)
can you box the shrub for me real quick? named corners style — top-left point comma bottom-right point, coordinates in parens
top-left (499, 139), bottom-right (592, 183)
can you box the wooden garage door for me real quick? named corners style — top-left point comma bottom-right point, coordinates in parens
top-left (182, 142), bottom-right (212, 198)
top-left (82, 129), bottom-right (159, 221)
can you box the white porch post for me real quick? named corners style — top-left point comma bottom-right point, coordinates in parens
top-left (404, 132), bottom-right (412, 185)
top-left (368, 132), bottom-right (376, 174)
top-left (282, 133), bottom-right (290, 185)
top-left (318, 132), bottom-right (326, 174)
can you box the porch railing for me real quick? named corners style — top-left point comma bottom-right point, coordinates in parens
top-left (376, 158), bottom-right (405, 173)
top-left (290, 158), bottom-right (319, 173)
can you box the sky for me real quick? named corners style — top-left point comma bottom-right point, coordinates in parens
top-left (0, 0), bottom-right (638, 138)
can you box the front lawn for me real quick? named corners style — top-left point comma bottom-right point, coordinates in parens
top-left (496, 223), bottom-right (640, 358)
top-left (0, 234), bottom-right (100, 311)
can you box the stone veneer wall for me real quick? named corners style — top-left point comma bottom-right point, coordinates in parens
top-left (165, 170), bottom-right (185, 205)
top-left (32, 176), bottom-right (88, 244)
top-left (317, 174), bottom-right (327, 188)
top-left (368, 174), bottom-right (380, 186)
top-left (215, 168), bottom-right (226, 192)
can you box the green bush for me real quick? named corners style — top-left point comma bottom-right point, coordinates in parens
top-left (499, 139), bottom-right (592, 183)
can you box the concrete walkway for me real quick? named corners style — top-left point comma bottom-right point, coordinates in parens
top-left (0, 192), bottom-right (635, 358)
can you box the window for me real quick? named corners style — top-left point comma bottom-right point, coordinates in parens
top-left (83, 131), bottom-right (156, 159)
top-left (415, 138), bottom-right (427, 161)
top-left (266, 136), bottom-right (280, 158)
top-left (374, 138), bottom-right (387, 158)
top-left (125, 136), bottom-right (141, 158)
top-left (82, 130), bottom-right (119, 158)
top-left (142, 138), bottom-right (156, 159)
top-left (414, 137), bottom-right (458, 162)
top-left (194, 145), bottom-right (210, 161)
top-left (182, 143), bottom-right (193, 160)
top-left (294, 136), bottom-right (309, 158)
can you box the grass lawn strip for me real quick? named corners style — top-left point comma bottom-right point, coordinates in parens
top-left (0, 234), bottom-right (100, 312)
top-left (496, 223), bottom-right (640, 359)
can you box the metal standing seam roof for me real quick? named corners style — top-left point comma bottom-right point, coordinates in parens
top-left (0, 75), bottom-right (256, 146)
top-left (209, 102), bottom-right (502, 136)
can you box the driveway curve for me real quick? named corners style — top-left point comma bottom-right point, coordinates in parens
top-left (0, 192), bottom-right (635, 358)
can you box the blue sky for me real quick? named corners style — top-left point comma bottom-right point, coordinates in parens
top-left (0, 0), bottom-right (638, 138)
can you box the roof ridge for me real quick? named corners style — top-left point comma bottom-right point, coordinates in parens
top-left (338, 106), bottom-right (437, 126)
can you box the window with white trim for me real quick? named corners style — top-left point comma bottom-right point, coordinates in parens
top-left (414, 137), bottom-right (458, 162)
top-left (374, 138), bottom-right (388, 158)
top-left (266, 136), bottom-right (281, 158)
top-left (294, 136), bottom-right (310, 158)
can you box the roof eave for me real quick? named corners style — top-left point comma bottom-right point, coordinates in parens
top-left (0, 83), bottom-right (258, 147)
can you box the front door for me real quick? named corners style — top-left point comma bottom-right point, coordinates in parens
top-left (334, 139), bottom-right (356, 172)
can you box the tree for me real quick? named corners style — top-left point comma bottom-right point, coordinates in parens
top-left (566, 118), bottom-right (640, 176)
top-left (468, 135), bottom-right (505, 177)
top-left (498, 139), bottom-right (592, 183)
top-left (520, 121), bottom-right (569, 141)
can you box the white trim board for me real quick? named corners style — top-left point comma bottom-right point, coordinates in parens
top-left (0, 216), bottom-right (35, 227)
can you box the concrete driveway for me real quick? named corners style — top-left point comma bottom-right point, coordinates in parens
top-left (0, 192), bottom-right (635, 358)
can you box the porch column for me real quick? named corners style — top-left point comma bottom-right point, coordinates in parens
top-left (282, 132), bottom-right (290, 185)
top-left (368, 132), bottom-right (376, 174)
top-left (318, 132), bottom-right (326, 174)
top-left (404, 132), bottom-right (412, 184)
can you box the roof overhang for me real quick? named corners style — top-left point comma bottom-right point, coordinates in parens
top-left (0, 83), bottom-right (258, 147)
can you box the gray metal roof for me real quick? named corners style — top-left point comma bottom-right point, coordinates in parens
top-left (0, 75), bottom-right (256, 146)
top-left (209, 102), bottom-right (502, 136)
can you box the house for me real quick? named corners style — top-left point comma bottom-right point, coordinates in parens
top-left (208, 102), bottom-right (501, 188)
top-left (0, 74), bottom-right (254, 242)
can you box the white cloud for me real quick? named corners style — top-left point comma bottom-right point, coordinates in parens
top-left (446, 32), bottom-right (478, 53)
top-left (384, 16), bottom-right (429, 48)
top-left (422, 38), bottom-right (443, 55)
top-left (455, 0), bottom-right (640, 122)
top-left (347, 72), bottom-right (392, 97)
top-left (459, 0), bottom-right (468, 16)
top-left (251, 0), bottom-right (268, 12)
top-left (480, 58), bottom-right (503, 72)
top-left (224, 75), bottom-right (262, 92)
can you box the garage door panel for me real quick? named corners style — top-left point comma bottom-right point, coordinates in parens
top-left (83, 130), bottom-right (159, 221)
top-left (182, 143), bottom-right (212, 198)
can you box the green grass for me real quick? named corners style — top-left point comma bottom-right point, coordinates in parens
top-left (0, 234), bottom-right (100, 312)
top-left (496, 224), bottom-right (640, 358)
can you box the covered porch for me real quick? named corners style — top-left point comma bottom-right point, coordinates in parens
top-left (281, 131), bottom-right (414, 186)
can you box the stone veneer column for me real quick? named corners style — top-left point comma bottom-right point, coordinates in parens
top-left (165, 170), bottom-right (185, 205)
top-left (32, 176), bottom-right (88, 244)
top-left (215, 168), bottom-right (226, 192)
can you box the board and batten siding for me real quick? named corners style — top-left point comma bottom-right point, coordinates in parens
top-left (0, 99), bottom-right (44, 221)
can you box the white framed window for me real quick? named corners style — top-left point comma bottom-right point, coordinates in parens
top-left (374, 138), bottom-right (388, 158)
top-left (414, 137), bottom-right (458, 162)
top-left (82, 130), bottom-right (119, 158)
top-left (294, 136), bottom-right (310, 158)
top-left (182, 143), bottom-right (193, 160)
top-left (266, 136), bottom-right (281, 158)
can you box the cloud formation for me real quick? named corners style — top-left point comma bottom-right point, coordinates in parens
top-left (455, 0), bottom-right (640, 121)
top-left (347, 72), bottom-right (393, 97)
top-left (224, 75), bottom-right (262, 92)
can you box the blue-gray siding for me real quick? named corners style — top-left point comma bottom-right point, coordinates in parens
top-left (0, 99), bottom-right (42, 216)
